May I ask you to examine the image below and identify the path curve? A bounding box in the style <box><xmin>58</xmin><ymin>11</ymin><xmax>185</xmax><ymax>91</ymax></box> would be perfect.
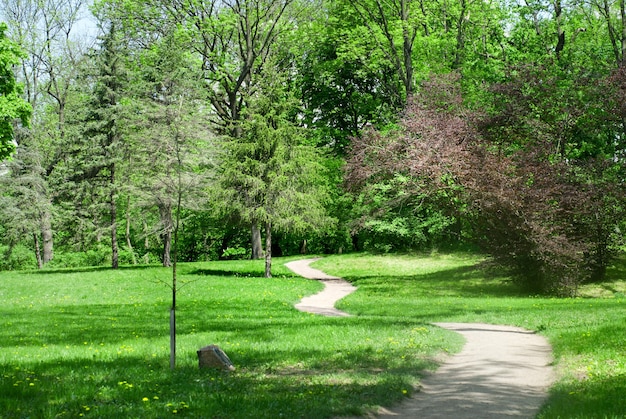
<box><xmin>285</xmin><ymin>258</ymin><xmax>356</xmax><ymax>317</ymax></box>
<box><xmin>377</xmin><ymin>322</ymin><xmax>555</xmax><ymax>418</ymax></box>
<box><xmin>286</xmin><ymin>259</ymin><xmax>555</xmax><ymax>418</ymax></box>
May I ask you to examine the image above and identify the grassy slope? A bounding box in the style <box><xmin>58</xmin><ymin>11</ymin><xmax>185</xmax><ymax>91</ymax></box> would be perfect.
<box><xmin>314</xmin><ymin>253</ymin><xmax>626</xmax><ymax>419</ymax></box>
<box><xmin>1</xmin><ymin>253</ymin><xmax>624</xmax><ymax>418</ymax></box>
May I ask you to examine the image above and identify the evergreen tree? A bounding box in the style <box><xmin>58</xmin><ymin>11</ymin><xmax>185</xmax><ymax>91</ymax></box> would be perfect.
<box><xmin>64</xmin><ymin>22</ymin><xmax>128</xmax><ymax>269</ymax></box>
<box><xmin>219</xmin><ymin>63</ymin><xmax>330</xmax><ymax>277</ymax></box>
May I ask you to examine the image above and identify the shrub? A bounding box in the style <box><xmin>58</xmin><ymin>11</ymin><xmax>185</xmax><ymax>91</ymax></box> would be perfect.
<box><xmin>0</xmin><ymin>244</ymin><xmax>36</xmax><ymax>270</ymax></box>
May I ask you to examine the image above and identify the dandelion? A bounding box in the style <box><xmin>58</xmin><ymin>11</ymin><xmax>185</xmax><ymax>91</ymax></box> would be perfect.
<box><xmin>142</xmin><ymin>397</ymin><xmax>149</xmax><ymax>402</ymax></box>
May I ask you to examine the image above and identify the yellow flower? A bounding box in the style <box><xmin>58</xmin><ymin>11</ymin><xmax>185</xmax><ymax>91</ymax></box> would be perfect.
<box><xmin>142</xmin><ymin>397</ymin><xmax>149</xmax><ymax>402</ymax></box>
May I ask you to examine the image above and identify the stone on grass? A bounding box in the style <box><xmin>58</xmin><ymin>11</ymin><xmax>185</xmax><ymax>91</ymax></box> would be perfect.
<box><xmin>197</xmin><ymin>345</ymin><xmax>235</xmax><ymax>371</ymax></box>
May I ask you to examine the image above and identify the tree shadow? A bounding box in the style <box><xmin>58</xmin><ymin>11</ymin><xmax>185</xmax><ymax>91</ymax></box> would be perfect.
<box><xmin>25</xmin><ymin>264</ymin><xmax>162</xmax><ymax>275</ymax></box>
<box><xmin>342</xmin><ymin>263</ymin><xmax>524</xmax><ymax>298</ymax></box>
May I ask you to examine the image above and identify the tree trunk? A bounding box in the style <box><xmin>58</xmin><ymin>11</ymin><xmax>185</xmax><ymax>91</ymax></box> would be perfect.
<box><xmin>110</xmin><ymin>164</ymin><xmax>119</xmax><ymax>269</ymax></box>
<box><xmin>251</xmin><ymin>221</ymin><xmax>263</xmax><ymax>259</ymax></box>
<box><xmin>41</xmin><ymin>208</ymin><xmax>53</xmax><ymax>264</ymax></box>
<box><xmin>162</xmin><ymin>230</ymin><xmax>172</xmax><ymax>267</ymax></box>
<box><xmin>264</xmin><ymin>221</ymin><xmax>272</xmax><ymax>278</ymax></box>
<box><xmin>401</xmin><ymin>0</ymin><xmax>414</xmax><ymax>96</ymax></box>
<box><xmin>125</xmin><ymin>195</ymin><xmax>137</xmax><ymax>264</ymax></box>
<box><xmin>160</xmin><ymin>202</ymin><xmax>173</xmax><ymax>267</ymax></box>
<box><xmin>554</xmin><ymin>0</ymin><xmax>565</xmax><ymax>59</ymax></box>
<box><xmin>169</xmin><ymin>307</ymin><xmax>176</xmax><ymax>369</ymax></box>
<box><xmin>453</xmin><ymin>0</ymin><xmax>468</xmax><ymax>68</ymax></box>
<box><xmin>33</xmin><ymin>233</ymin><xmax>43</xmax><ymax>269</ymax></box>
<box><xmin>621</xmin><ymin>0</ymin><xmax>626</xmax><ymax>66</ymax></box>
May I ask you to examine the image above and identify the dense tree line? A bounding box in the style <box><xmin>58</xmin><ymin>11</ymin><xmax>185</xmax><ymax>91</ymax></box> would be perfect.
<box><xmin>1</xmin><ymin>0</ymin><xmax>625</xmax><ymax>292</ymax></box>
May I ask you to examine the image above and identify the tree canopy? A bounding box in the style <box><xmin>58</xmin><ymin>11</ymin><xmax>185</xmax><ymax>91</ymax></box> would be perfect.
<box><xmin>1</xmin><ymin>0</ymin><xmax>626</xmax><ymax>293</ymax></box>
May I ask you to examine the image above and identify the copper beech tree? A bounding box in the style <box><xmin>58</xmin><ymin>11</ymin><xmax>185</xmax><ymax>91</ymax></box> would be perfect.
<box><xmin>346</xmin><ymin>73</ymin><xmax>626</xmax><ymax>294</ymax></box>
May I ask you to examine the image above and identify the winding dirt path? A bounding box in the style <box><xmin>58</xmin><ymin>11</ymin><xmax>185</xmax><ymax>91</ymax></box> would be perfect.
<box><xmin>286</xmin><ymin>258</ymin><xmax>556</xmax><ymax>418</ymax></box>
<box><xmin>285</xmin><ymin>258</ymin><xmax>357</xmax><ymax>317</ymax></box>
<box><xmin>378</xmin><ymin>323</ymin><xmax>555</xmax><ymax>418</ymax></box>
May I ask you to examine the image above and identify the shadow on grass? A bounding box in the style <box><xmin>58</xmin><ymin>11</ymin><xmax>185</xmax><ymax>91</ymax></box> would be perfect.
<box><xmin>24</xmin><ymin>265</ymin><xmax>163</xmax><ymax>275</ymax></box>
<box><xmin>0</xmin><ymin>310</ymin><xmax>446</xmax><ymax>419</ymax></box>
<box><xmin>188</xmin><ymin>267</ymin><xmax>301</xmax><ymax>279</ymax></box>
<box><xmin>343</xmin><ymin>263</ymin><xmax>524</xmax><ymax>298</ymax></box>
<box><xmin>189</xmin><ymin>268</ymin><xmax>267</xmax><ymax>278</ymax></box>
<box><xmin>0</xmin><ymin>352</ymin><xmax>423</xmax><ymax>418</ymax></box>
<box><xmin>541</xmin><ymin>375</ymin><xmax>626</xmax><ymax>419</ymax></box>
<box><xmin>0</xmin><ymin>303</ymin><xmax>168</xmax><ymax>347</ymax></box>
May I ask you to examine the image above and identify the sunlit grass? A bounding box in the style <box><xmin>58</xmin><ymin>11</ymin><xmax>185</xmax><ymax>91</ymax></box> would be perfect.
<box><xmin>2</xmin><ymin>253</ymin><xmax>624</xmax><ymax>418</ymax></box>
<box><xmin>314</xmin><ymin>253</ymin><xmax>626</xmax><ymax>418</ymax></box>
<box><xmin>0</xmin><ymin>257</ymin><xmax>460</xmax><ymax>418</ymax></box>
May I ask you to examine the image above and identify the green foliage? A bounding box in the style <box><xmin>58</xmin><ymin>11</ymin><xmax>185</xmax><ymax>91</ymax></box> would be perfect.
<box><xmin>352</xmin><ymin>174</ymin><xmax>457</xmax><ymax>252</ymax></box>
<box><xmin>295</xmin><ymin>6</ymin><xmax>402</xmax><ymax>154</ymax></box>
<box><xmin>0</xmin><ymin>243</ymin><xmax>36</xmax><ymax>270</ymax></box>
<box><xmin>0</xmin><ymin>22</ymin><xmax>31</xmax><ymax>160</ymax></box>
<box><xmin>219</xmin><ymin>61</ymin><xmax>332</xmax><ymax>235</ymax></box>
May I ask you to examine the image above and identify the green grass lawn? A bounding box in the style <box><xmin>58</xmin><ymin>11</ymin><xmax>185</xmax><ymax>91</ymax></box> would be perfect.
<box><xmin>314</xmin><ymin>253</ymin><xmax>626</xmax><ymax>419</ymax></box>
<box><xmin>1</xmin><ymin>253</ymin><xmax>624</xmax><ymax>418</ymax></box>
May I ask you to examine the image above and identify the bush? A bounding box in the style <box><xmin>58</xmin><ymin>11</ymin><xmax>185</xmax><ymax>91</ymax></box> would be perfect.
<box><xmin>0</xmin><ymin>244</ymin><xmax>37</xmax><ymax>271</ymax></box>
<box><xmin>345</xmin><ymin>73</ymin><xmax>625</xmax><ymax>295</ymax></box>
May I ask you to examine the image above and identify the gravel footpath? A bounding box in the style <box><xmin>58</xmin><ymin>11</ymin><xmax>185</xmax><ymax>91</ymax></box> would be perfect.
<box><xmin>285</xmin><ymin>258</ymin><xmax>555</xmax><ymax>418</ymax></box>
<box><xmin>285</xmin><ymin>258</ymin><xmax>356</xmax><ymax>317</ymax></box>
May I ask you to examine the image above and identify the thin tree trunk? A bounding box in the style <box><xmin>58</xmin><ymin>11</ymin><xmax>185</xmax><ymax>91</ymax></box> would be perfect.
<box><xmin>170</xmin><ymin>139</ymin><xmax>183</xmax><ymax>370</ymax></box>
<box><xmin>160</xmin><ymin>202</ymin><xmax>173</xmax><ymax>267</ymax></box>
<box><xmin>110</xmin><ymin>164</ymin><xmax>119</xmax><ymax>269</ymax></box>
<box><xmin>125</xmin><ymin>195</ymin><xmax>137</xmax><ymax>264</ymax></box>
<box><xmin>251</xmin><ymin>221</ymin><xmax>263</xmax><ymax>259</ymax></box>
<box><xmin>264</xmin><ymin>221</ymin><xmax>272</xmax><ymax>278</ymax></box>
<box><xmin>621</xmin><ymin>0</ymin><xmax>626</xmax><ymax>66</ymax></box>
<box><xmin>169</xmin><ymin>307</ymin><xmax>176</xmax><ymax>369</ymax></box>
<box><xmin>41</xmin><ymin>208</ymin><xmax>53</xmax><ymax>264</ymax></box>
<box><xmin>163</xmin><ymin>230</ymin><xmax>172</xmax><ymax>267</ymax></box>
<box><xmin>33</xmin><ymin>233</ymin><xmax>43</xmax><ymax>269</ymax></box>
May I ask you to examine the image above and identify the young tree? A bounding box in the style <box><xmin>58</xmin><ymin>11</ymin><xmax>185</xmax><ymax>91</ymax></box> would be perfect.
<box><xmin>125</xmin><ymin>28</ymin><xmax>213</xmax><ymax>367</ymax></box>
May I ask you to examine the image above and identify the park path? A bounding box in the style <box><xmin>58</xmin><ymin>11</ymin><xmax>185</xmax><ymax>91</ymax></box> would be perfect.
<box><xmin>285</xmin><ymin>258</ymin><xmax>357</xmax><ymax>317</ymax></box>
<box><xmin>285</xmin><ymin>258</ymin><xmax>555</xmax><ymax>419</ymax></box>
